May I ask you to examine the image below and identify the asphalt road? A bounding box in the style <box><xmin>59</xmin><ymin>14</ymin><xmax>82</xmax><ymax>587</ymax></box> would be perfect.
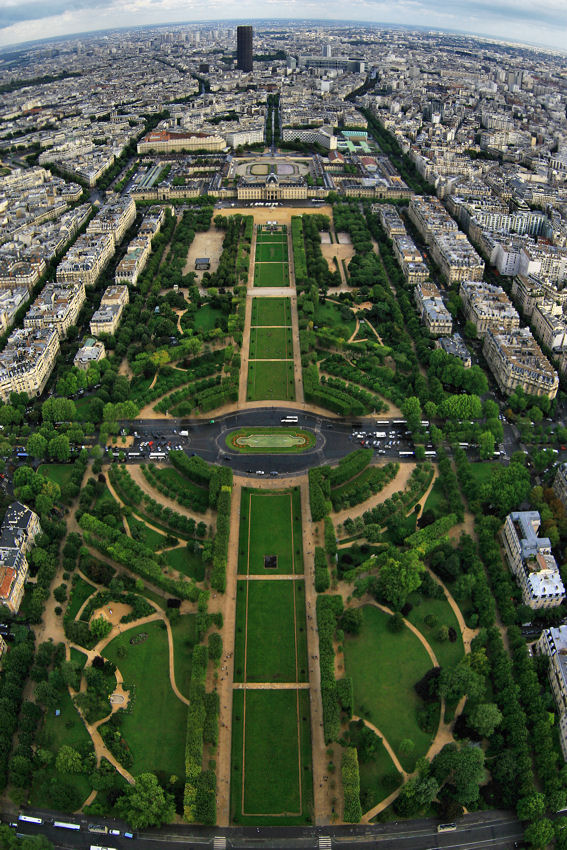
<box><xmin>124</xmin><ymin>409</ymin><xmax>418</xmax><ymax>475</ymax></box>
<box><xmin>7</xmin><ymin>809</ymin><xmax>525</xmax><ymax>850</ymax></box>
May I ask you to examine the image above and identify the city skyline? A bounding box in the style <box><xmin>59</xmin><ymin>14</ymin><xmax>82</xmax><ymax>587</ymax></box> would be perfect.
<box><xmin>1</xmin><ymin>4</ymin><xmax>567</xmax><ymax>52</ymax></box>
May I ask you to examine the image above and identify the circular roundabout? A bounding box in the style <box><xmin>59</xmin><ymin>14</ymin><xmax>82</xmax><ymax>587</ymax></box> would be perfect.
<box><xmin>225</xmin><ymin>427</ymin><xmax>317</xmax><ymax>453</ymax></box>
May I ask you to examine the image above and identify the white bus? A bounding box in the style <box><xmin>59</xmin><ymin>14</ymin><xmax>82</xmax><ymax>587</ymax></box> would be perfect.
<box><xmin>149</xmin><ymin>452</ymin><xmax>167</xmax><ymax>460</ymax></box>
<box><xmin>375</xmin><ymin>421</ymin><xmax>389</xmax><ymax>427</ymax></box>
<box><xmin>399</xmin><ymin>451</ymin><xmax>415</xmax><ymax>457</ymax></box>
<box><xmin>18</xmin><ymin>815</ymin><xmax>43</xmax><ymax>824</ymax></box>
<box><xmin>54</xmin><ymin>821</ymin><xmax>81</xmax><ymax>830</ymax></box>
<box><xmin>281</xmin><ymin>416</ymin><xmax>298</xmax><ymax>424</ymax></box>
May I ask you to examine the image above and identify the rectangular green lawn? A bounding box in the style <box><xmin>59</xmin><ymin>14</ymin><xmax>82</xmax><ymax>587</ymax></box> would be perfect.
<box><xmin>254</xmin><ymin>262</ymin><xmax>289</xmax><ymax>287</ymax></box>
<box><xmin>251</xmin><ymin>297</ymin><xmax>291</xmax><ymax>327</ymax></box>
<box><xmin>103</xmin><ymin>621</ymin><xmax>188</xmax><ymax>777</ymax></box>
<box><xmin>231</xmin><ymin>689</ymin><xmax>312</xmax><ymax>821</ymax></box>
<box><xmin>234</xmin><ymin>579</ymin><xmax>307</xmax><ymax>682</ymax></box>
<box><xmin>249</xmin><ymin>326</ymin><xmax>293</xmax><ymax>359</ymax></box>
<box><xmin>66</xmin><ymin>576</ymin><xmax>97</xmax><ymax>620</ymax></box>
<box><xmin>343</xmin><ymin>605</ymin><xmax>437</xmax><ymax>771</ymax></box>
<box><xmin>255</xmin><ymin>242</ymin><xmax>288</xmax><ymax>263</ymax></box>
<box><xmin>247</xmin><ymin>359</ymin><xmax>295</xmax><ymax>401</ymax></box>
<box><xmin>238</xmin><ymin>489</ymin><xmax>303</xmax><ymax>575</ymax></box>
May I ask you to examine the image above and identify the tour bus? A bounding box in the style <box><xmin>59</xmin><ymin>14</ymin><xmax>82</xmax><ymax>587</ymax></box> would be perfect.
<box><xmin>399</xmin><ymin>451</ymin><xmax>415</xmax><ymax>457</ymax></box>
<box><xmin>18</xmin><ymin>815</ymin><xmax>43</xmax><ymax>824</ymax></box>
<box><xmin>281</xmin><ymin>416</ymin><xmax>298</xmax><ymax>424</ymax></box>
<box><xmin>91</xmin><ymin>845</ymin><xmax>118</xmax><ymax>850</ymax></box>
<box><xmin>392</xmin><ymin>419</ymin><xmax>407</xmax><ymax>426</ymax></box>
<box><xmin>424</xmin><ymin>450</ymin><xmax>437</xmax><ymax>457</ymax></box>
<box><xmin>148</xmin><ymin>452</ymin><xmax>167</xmax><ymax>460</ymax></box>
<box><xmin>375</xmin><ymin>421</ymin><xmax>389</xmax><ymax>427</ymax></box>
<box><xmin>53</xmin><ymin>821</ymin><xmax>81</xmax><ymax>830</ymax></box>
<box><xmin>88</xmin><ymin>824</ymin><xmax>108</xmax><ymax>834</ymax></box>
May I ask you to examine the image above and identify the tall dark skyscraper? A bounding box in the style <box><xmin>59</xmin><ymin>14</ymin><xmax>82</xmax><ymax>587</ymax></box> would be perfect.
<box><xmin>236</xmin><ymin>25</ymin><xmax>253</xmax><ymax>72</ymax></box>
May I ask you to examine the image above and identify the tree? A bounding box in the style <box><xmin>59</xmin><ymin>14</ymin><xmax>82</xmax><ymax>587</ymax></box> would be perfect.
<box><xmin>439</xmin><ymin>662</ymin><xmax>485</xmax><ymax>703</ymax></box>
<box><xmin>116</xmin><ymin>772</ymin><xmax>175</xmax><ymax>829</ymax></box>
<box><xmin>26</xmin><ymin>432</ymin><xmax>47</xmax><ymax>460</ymax></box>
<box><xmin>402</xmin><ymin>396</ymin><xmax>422</xmax><ymax>432</ymax></box>
<box><xmin>90</xmin><ymin>616</ymin><xmax>112</xmax><ymax>642</ymax></box>
<box><xmin>467</xmin><ymin>702</ymin><xmax>502</xmax><ymax>737</ymax></box>
<box><xmin>48</xmin><ymin>434</ymin><xmax>70</xmax><ymax>462</ymax></box>
<box><xmin>478</xmin><ymin>430</ymin><xmax>495</xmax><ymax>460</ymax></box>
<box><xmin>55</xmin><ymin>745</ymin><xmax>83</xmax><ymax>774</ymax></box>
<box><xmin>340</xmin><ymin>608</ymin><xmax>363</xmax><ymax>634</ymax></box>
<box><xmin>523</xmin><ymin>819</ymin><xmax>555</xmax><ymax>849</ymax></box>
<box><xmin>517</xmin><ymin>792</ymin><xmax>546</xmax><ymax>822</ymax></box>
<box><xmin>374</xmin><ymin>550</ymin><xmax>424</xmax><ymax>611</ymax></box>
<box><xmin>432</xmin><ymin>743</ymin><xmax>486</xmax><ymax>805</ymax></box>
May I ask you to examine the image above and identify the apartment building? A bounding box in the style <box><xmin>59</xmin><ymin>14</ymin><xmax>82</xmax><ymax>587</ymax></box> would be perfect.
<box><xmin>87</xmin><ymin>196</ymin><xmax>136</xmax><ymax>246</ymax></box>
<box><xmin>436</xmin><ymin>333</ymin><xmax>472</xmax><ymax>368</ymax></box>
<box><xmin>501</xmin><ymin>511</ymin><xmax>565</xmax><ymax>609</ymax></box>
<box><xmin>0</xmin><ymin>327</ymin><xmax>60</xmax><ymax>401</ymax></box>
<box><xmin>532</xmin><ymin>301</ymin><xmax>567</xmax><ymax>351</ymax></box>
<box><xmin>114</xmin><ymin>237</ymin><xmax>151</xmax><ymax>286</ymax></box>
<box><xmin>459</xmin><ymin>280</ymin><xmax>519</xmax><ymax>337</ymax></box>
<box><xmin>0</xmin><ymin>501</ymin><xmax>41</xmax><ymax>554</ymax></box>
<box><xmin>0</xmin><ymin>257</ymin><xmax>45</xmax><ymax>292</ymax></box>
<box><xmin>56</xmin><ymin>232</ymin><xmax>115</xmax><ymax>287</ymax></box>
<box><xmin>90</xmin><ymin>285</ymin><xmax>129</xmax><ymax>336</ymax></box>
<box><xmin>24</xmin><ymin>280</ymin><xmax>86</xmax><ymax>339</ymax></box>
<box><xmin>0</xmin><ymin>288</ymin><xmax>30</xmax><ymax>334</ymax></box>
<box><xmin>0</xmin><ymin>548</ymin><xmax>29</xmax><ymax>614</ymax></box>
<box><xmin>553</xmin><ymin>464</ymin><xmax>567</xmax><ymax>511</ymax></box>
<box><xmin>0</xmin><ymin>501</ymin><xmax>40</xmax><ymax>615</ymax></box>
<box><xmin>137</xmin><ymin>130</ymin><xmax>225</xmax><ymax>154</ymax></box>
<box><xmin>408</xmin><ymin>195</ymin><xmax>457</xmax><ymax>245</ymax></box>
<box><xmin>519</xmin><ymin>244</ymin><xmax>567</xmax><ymax>285</ymax></box>
<box><xmin>430</xmin><ymin>231</ymin><xmax>485</xmax><ymax>284</ymax></box>
<box><xmin>482</xmin><ymin>327</ymin><xmax>558</xmax><ymax>399</ymax></box>
<box><xmin>414</xmin><ymin>281</ymin><xmax>453</xmax><ymax>336</ymax></box>
<box><xmin>74</xmin><ymin>338</ymin><xmax>106</xmax><ymax>371</ymax></box>
<box><xmin>536</xmin><ymin>626</ymin><xmax>567</xmax><ymax>759</ymax></box>
<box><xmin>378</xmin><ymin>204</ymin><xmax>406</xmax><ymax>238</ymax></box>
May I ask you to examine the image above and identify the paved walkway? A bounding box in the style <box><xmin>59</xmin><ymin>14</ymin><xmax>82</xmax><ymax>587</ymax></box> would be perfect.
<box><xmin>233</xmin><ymin>682</ymin><xmax>310</xmax><ymax>690</ymax></box>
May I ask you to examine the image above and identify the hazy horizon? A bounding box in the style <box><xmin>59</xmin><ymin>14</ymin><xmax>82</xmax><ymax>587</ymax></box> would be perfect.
<box><xmin>1</xmin><ymin>4</ymin><xmax>566</xmax><ymax>54</ymax></box>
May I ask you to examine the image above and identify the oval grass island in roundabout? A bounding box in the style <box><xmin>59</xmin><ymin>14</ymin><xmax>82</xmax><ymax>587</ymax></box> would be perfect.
<box><xmin>226</xmin><ymin>427</ymin><xmax>316</xmax><ymax>453</ymax></box>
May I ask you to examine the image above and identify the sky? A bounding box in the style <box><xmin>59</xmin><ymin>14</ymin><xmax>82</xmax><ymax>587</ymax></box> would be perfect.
<box><xmin>0</xmin><ymin>0</ymin><xmax>566</xmax><ymax>52</ymax></box>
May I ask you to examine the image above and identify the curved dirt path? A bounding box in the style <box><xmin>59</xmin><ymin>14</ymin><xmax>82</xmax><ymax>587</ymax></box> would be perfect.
<box><xmin>351</xmin><ymin>715</ymin><xmax>407</xmax><ymax>777</ymax></box>
<box><xmin>332</xmin><ymin>462</ymin><xmax>416</xmax><ymax>525</ymax></box>
<box><xmin>125</xmin><ymin>463</ymin><xmax>216</xmax><ymax>525</ymax></box>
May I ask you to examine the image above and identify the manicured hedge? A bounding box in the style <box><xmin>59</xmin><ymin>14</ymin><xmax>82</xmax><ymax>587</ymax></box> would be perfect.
<box><xmin>329</xmin><ymin>449</ymin><xmax>373</xmax><ymax>488</ymax></box>
<box><xmin>315</xmin><ymin>547</ymin><xmax>330</xmax><ymax>593</ymax></box>
<box><xmin>330</xmin><ymin>462</ymin><xmax>398</xmax><ymax>512</ymax></box>
<box><xmin>309</xmin><ymin>466</ymin><xmax>331</xmax><ymax>521</ymax></box>
<box><xmin>78</xmin><ymin>513</ymin><xmax>199</xmax><ymax>600</ymax></box>
<box><xmin>211</xmin><ymin>487</ymin><xmax>231</xmax><ymax>593</ymax></box>
<box><xmin>317</xmin><ymin>595</ymin><xmax>343</xmax><ymax>743</ymax></box>
<box><xmin>342</xmin><ymin>747</ymin><xmax>362</xmax><ymax>823</ymax></box>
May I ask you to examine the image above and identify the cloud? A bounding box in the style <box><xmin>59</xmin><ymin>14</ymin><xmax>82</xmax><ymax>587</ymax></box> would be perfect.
<box><xmin>0</xmin><ymin>0</ymin><xmax>566</xmax><ymax>50</ymax></box>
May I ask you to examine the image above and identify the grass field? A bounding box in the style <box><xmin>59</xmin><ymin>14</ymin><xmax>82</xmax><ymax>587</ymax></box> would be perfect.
<box><xmin>255</xmin><ymin>242</ymin><xmax>288</xmax><ymax>263</ymax></box>
<box><xmin>231</xmin><ymin>688</ymin><xmax>312</xmax><ymax>824</ymax></box>
<box><xmin>238</xmin><ymin>489</ymin><xmax>303</xmax><ymax>575</ymax></box>
<box><xmin>37</xmin><ymin>463</ymin><xmax>75</xmax><ymax>488</ymax></box>
<box><xmin>247</xmin><ymin>360</ymin><xmax>295</xmax><ymax>401</ymax></box>
<box><xmin>405</xmin><ymin>590</ymin><xmax>464</xmax><ymax>670</ymax></box>
<box><xmin>103</xmin><ymin>621</ymin><xmax>187</xmax><ymax>777</ymax></box>
<box><xmin>226</xmin><ymin>427</ymin><xmax>315</xmax><ymax>454</ymax></box>
<box><xmin>234</xmin><ymin>580</ymin><xmax>307</xmax><ymax>683</ymax></box>
<box><xmin>31</xmin><ymin>686</ymin><xmax>95</xmax><ymax>810</ymax></box>
<box><xmin>423</xmin><ymin>477</ymin><xmax>447</xmax><ymax>518</ymax></box>
<box><xmin>191</xmin><ymin>304</ymin><xmax>223</xmax><ymax>332</ymax></box>
<box><xmin>249</xmin><ymin>326</ymin><xmax>293</xmax><ymax>359</ymax></box>
<box><xmin>344</xmin><ymin>605</ymin><xmax>437</xmax><ymax>772</ymax></box>
<box><xmin>254</xmin><ymin>262</ymin><xmax>289</xmax><ymax>287</ymax></box>
<box><xmin>66</xmin><ymin>576</ymin><xmax>97</xmax><ymax>620</ymax></box>
<box><xmin>251</xmin><ymin>297</ymin><xmax>291</xmax><ymax>327</ymax></box>
<box><xmin>317</xmin><ymin>301</ymin><xmax>357</xmax><ymax>337</ymax></box>
<box><xmin>348</xmin><ymin>721</ymin><xmax>403</xmax><ymax>812</ymax></box>
<box><xmin>165</xmin><ymin>545</ymin><xmax>205</xmax><ymax>581</ymax></box>
<box><xmin>169</xmin><ymin>613</ymin><xmax>197</xmax><ymax>700</ymax></box>
<box><xmin>127</xmin><ymin>515</ymin><xmax>168</xmax><ymax>551</ymax></box>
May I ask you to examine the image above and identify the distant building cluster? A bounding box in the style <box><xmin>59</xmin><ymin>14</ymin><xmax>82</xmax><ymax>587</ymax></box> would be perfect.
<box><xmin>501</xmin><ymin>511</ymin><xmax>565</xmax><ymax>610</ymax></box>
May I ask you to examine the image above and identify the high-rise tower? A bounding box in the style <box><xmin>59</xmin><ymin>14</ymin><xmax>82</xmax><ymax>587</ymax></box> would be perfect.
<box><xmin>236</xmin><ymin>25</ymin><xmax>253</xmax><ymax>72</ymax></box>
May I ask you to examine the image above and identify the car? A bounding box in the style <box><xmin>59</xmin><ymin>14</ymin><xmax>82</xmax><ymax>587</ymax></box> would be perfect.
<box><xmin>109</xmin><ymin>829</ymin><xmax>120</xmax><ymax>836</ymax></box>
<box><xmin>255</xmin><ymin>470</ymin><xmax>265</xmax><ymax>475</ymax></box>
